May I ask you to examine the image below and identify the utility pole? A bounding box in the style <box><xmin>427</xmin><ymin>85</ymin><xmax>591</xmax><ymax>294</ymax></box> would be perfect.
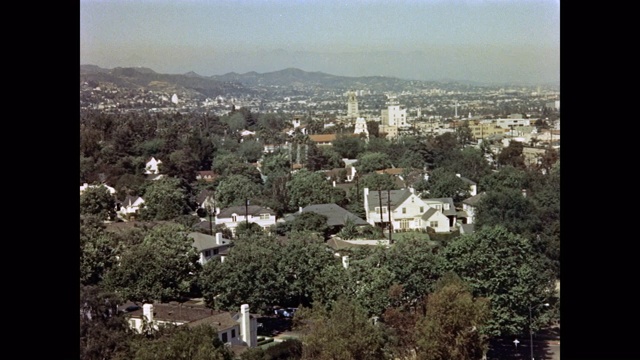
<box><xmin>245</xmin><ymin>198</ymin><xmax>249</xmax><ymax>226</ymax></box>
<box><xmin>387</xmin><ymin>188</ymin><xmax>392</xmax><ymax>244</ymax></box>
<box><xmin>378</xmin><ymin>188</ymin><xmax>383</xmax><ymax>230</ymax></box>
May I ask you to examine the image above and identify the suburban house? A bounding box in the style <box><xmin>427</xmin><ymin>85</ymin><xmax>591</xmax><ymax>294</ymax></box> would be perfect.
<box><xmin>121</xmin><ymin>302</ymin><xmax>257</xmax><ymax>350</ymax></box>
<box><xmin>196</xmin><ymin>189</ymin><xmax>216</xmax><ymax>213</ymax></box>
<box><xmin>196</xmin><ymin>171</ymin><xmax>218</xmax><ymax>182</ymax></box>
<box><xmin>285</xmin><ymin>203</ymin><xmax>369</xmax><ymax>233</ymax></box>
<box><xmin>118</xmin><ymin>195</ymin><xmax>145</xmax><ymax>219</ymax></box>
<box><xmin>323</xmin><ymin>166</ymin><xmax>357</xmax><ymax>183</ymax></box>
<box><xmin>145</xmin><ymin>157</ymin><xmax>162</xmax><ymax>175</ymax></box>
<box><xmin>422</xmin><ymin>197</ymin><xmax>458</xmax><ymax>227</ymax></box>
<box><xmin>461</xmin><ymin>192</ymin><xmax>487</xmax><ymax>225</ymax></box>
<box><xmin>456</xmin><ymin>174</ymin><xmax>477</xmax><ymax>196</ymax></box>
<box><xmin>188</xmin><ymin>232</ymin><xmax>232</xmax><ymax>265</ymax></box>
<box><xmin>363</xmin><ymin>187</ymin><xmax>452</xmax><ymax>233</ymax></box>
<box><xmin>215</xmin><ymin>205</ymin><xmax>277</xmax><ymax>237</ymax></box>
<box><xmin>308</xmin><ymin>134</ymin><xmax>337</xmax><ymax>146</ymax></box>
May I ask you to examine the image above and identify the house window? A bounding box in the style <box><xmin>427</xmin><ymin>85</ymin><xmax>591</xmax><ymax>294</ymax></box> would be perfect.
<box><xmin>444</xmin><ymin>204</ymin><xmax>449</xmax><ymax>210</ymax></box>
<box><xmin>260</xmin><ymin>213</ymin><xmax>270</xmax><ymax>220</ymax></box>
<box><xmin>435</xmin><ymin>205</ymin><xmax>441</xmax><ymax>210</ymax></box>
<box><xmin>375</xmin><ymin>207</ymin><xmax>387</xmax><ymax>214</ymax></box>
<box><xmin>231</xmin><ymin>329</ymin><xmax>236</xmax><ymax>338</ymax></box>
<box><xmin>400</xmin><ymin>219</ymin><xmax>410</xmax><ymax>229</ymax></box>
<box><xmin>402</xmin><ymin>207</ymin><xmax>406</xmax><ymax>214</ymax></box>
<box><xmin>213</xmin><ymin>248</ymin><xmax>219</xmax><ymax>255</ymax></box>
<box><xmin>222</xmin><ymin>332</ymin><xmax>228</xmax><ymax>343</ymax></box>
<box><xmin>204</xmin><ymin>250</ymin><xmax>211</xmax><ymax>257</ymax></box>
<box><xmin>430</xmin><ymin>221</ymin><xmax>438</xmax><ymax>228</ymax></box>
<box><xmin>419</xmin><ymin>206</ymin><xmax>424</xmax><ymax>213</ymax></box>
<box><xmin>232</xmin><ymin>215</ymin><xmax>237</xmax><ymax>222</ymax></box>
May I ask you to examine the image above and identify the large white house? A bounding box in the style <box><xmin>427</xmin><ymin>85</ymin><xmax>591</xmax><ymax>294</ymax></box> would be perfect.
<box><xmin>121</xmin><ymin>303</ymin><xmax>257</xmax><ymax>349</ymax></box>
<box><xmin>363</xmin><ymin>188</ymin><xmax>452</xmax><ymax>233</ymax></box>
<box><xmin>188</xmin><ymin>232</ymin><xmax>232</xmax><ymax>265</ymax></box>
<box><xmin>215</xmin><ymin>205</ymin><xmax>277</xmax><ymax>237</ymax></box>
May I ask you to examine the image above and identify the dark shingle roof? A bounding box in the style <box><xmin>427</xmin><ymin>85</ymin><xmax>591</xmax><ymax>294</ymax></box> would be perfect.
<box><xmin>462</xmin><ymin>192</ymin><xmax>487</xmax><ymax>206</ymax></box>
<box><xmin>366</xmin><ymin>189</ymin><xmax>412</xmax><ymax>212</ymax></box>
<box><xmin>298</xmin><ymin>204</ymin><xmax>368</xmax><ymax>227</ymax></box>
<box><xmin>424</xmin><ymin>198</ymin><xmax>457</xmax><ymax>216</ymax></box>
<box><xmin>421</xmin><ymin>207</ymin><xmax>437</xmax><ymax>220</ymax></box>
<box><xmin>196</xmin><ymin>189</ymin><xmax>214</xmax><ymax>204</ymax></box>
<box><xmin>188</xmin><ymin>232</ymin><xmax>231</xmax><ymax>252</ymax></box>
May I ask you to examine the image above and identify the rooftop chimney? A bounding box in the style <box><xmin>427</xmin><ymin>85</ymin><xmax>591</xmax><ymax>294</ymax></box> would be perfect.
<box><xmin>299</xmin><ymin>206</ymin><xmax>303</xmax><ymax>214</ymax></box>
<box><xmin>522</xmin><ymin>189</ymin><xmax>527</xmax><ymax>198</ymax></box>
<box><xmin>342</xmin><ymin>255</ymin><xmax>350</xmax><ymax>269</ymax></box>
<box><xmin>143</xmin><ymin>304</ymin><xmax>154</xmax><ymax>324</ymax></box>
<box><xmin>215</xmin><ymin>232</ymin><xmax>223</xmax><ymax>245</ymax></box>
<box><xmin>240</xmin><ymin>304</ymin><xmax>255</xmax><ymax>347</ymax></box>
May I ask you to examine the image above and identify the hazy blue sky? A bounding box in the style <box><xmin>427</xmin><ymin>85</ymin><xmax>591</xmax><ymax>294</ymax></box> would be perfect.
<box><xmin>80</xmin><ymin>0</ymin><xmax>559</xmax><ymax>84</ymax></box>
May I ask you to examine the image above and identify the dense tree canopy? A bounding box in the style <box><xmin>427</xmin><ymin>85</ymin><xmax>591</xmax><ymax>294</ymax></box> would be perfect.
<box><xmin>139</xmin><ymin>177</ymin><xmax>191</xmax><ymax>221</ymax></box>
<box><xmin>415</xmin><ymin>273</ymin><xmax>491</xmax><ymax>360</ymax></box>
<box><xmin>286</xmin><ymin>169</ymin><xmax>336</xmax><ymax>209</ymax></box>
<box><xmin>438</xmin><ymin>226</ymin><xmax>555</xmax><ymax>336</ymax></box>
<box><xmin>80</xmin><ymin>185</ymin><xmax>117</xmax><ymax>221</ymax></box>
<box><xmin>294</xmin><ymin>296</ymin><xmax>389</xmax><ymax>360</ymax></box>
<box><xmin>103</xmin><ymin>223</ymin><xmax>200</xmax><ymax>303</ymax></box>
<box><xmin>215</xmin><ymin>174</ymin><xmax>262</xmax><ymax>209</ymax></box>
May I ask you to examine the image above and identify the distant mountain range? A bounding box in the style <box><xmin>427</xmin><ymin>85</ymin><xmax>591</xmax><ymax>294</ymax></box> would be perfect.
<box><xmin>80</xmin><ymin>65</ymin><xmax>548</xmax><ymax>98</ymax></box>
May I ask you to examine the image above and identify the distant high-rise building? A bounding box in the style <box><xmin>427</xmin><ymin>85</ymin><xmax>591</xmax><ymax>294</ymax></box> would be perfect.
<box><xmin>381</xmin><ymin>96</ymin><xmax>407</xmax><ymax>127</ymax></box>
<box><xmin>347</xmin><ymin>91</ymin><xmax>359</xmax><ymax>118</ymax></box>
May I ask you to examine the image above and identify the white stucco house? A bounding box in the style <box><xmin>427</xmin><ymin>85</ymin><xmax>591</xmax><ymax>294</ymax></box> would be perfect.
<box><xmin>363</xmin><ymin>187</ymin><xmax>453</xmax><ymax>233</ymax></box>
<box><xmin>215</xmin><ymin>205</ymin><xmax>277</xmax><ymax>237</ymax></box>
<box><xmin>118</xmin><ymin>196</ymin><xmax>145</xmax><ymax>219</ymax></box>
<box><xmin>145</xmin><ymin>157</ymin><xmax>162</xmax><ymax>175</ymax></box>
<box><xmin>461</xmin><ymin>192</ymin><xmax>487</xmax><ymax>225</ymax></box>
<box><xmin>121</xmin><ymin>303</ymin><xmax>258</xmax><ymax>349</ymax></box>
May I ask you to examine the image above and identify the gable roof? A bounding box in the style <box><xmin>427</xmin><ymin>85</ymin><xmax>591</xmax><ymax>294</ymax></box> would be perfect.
<box><xmin>423</xmin><ymin>197</ymin><xmax>457</xmax><ymax>216</ymax></box>
<box><xmin>121</xmin><ymin>302</ymin><xmax>243</xmax><ymax>332</ymax></box>
<box><xmin>217</xmin><ymin>205</ymin><xmax>276</xmax><ymax>218</ymax></box>
<box><xmin>188</xmin><ymin>232</ymin><xmax>231</xmax><ymax>252</ymax></box>
<box><xmin>462</xmin><ymin>192</ymin><xmax>487</xmax><ymax>206</ymax></box>
<box><xmin>366</xmin><ymin>189</ymin><xmax>412</xmax><ymax>212</ymax></box>
<box><xmin>196</xmin><ymin>189</ymin><xmax>215</xmax><ymax>204</ymax></box>
<box><xmin>298</xmin><ymin>203</ymin><xmax>369</xmax><ymax>227</ymax></box>
<box><xmin>421</xmin><ymin>207</ymin><xmax>438</xmax><ymax>220</ymax></box>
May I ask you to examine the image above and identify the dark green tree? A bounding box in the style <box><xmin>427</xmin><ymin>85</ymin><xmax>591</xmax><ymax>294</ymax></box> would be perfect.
<box><xmin>139</xmin><ymin>177</ymin><xmax>191</xmax><ymax>220</ymax></box>
<box><xmin>80</xmin><ymin>285</ymin><xmax>133</xmax><ymax>360</ymax></box>
<box><xmin>331</xmin><ymin>134</ymin><xmax>366</xmax><ymax>159</ymax></box>
<box><xmin>355</xmin><ymin>152</ymin><xmax>393</xmax><ymax>174</ymax></box>
<box><xmin>414</xmin><ymin>273</ymin><xmax>491</xmax><ymax>360</ymax></box>
<box><xmin>128</xmin><ymin>324</ymin><xmax>234</xmax><ymax>360</ymax></box>
<box><xmin>287</xmin><ymin>169</ymin><xmax>335</xmax><ymax>209</ymax></box>
<box><xmin>80</xmin><ymin>185</ymin><xmax>117</xmax><ymax>221</ymax></box>
<box><xmin>438</xmin><ymin>226</ymin><xmax>556</xmax><ymax>336</ymax></box>
<box><xmin>215</xmin><ymin>174</ymin><xmax>262</xmax><ymax>209</ymax></box>
<box><xmin>103</xmin><ymin>223</ymin><xmax>201</xmax><ymax>302</ymax></box>
<box><xmin>294</xmin><ymin>296</ymin><xmax>389</xmax><ymax>360</ymax></box>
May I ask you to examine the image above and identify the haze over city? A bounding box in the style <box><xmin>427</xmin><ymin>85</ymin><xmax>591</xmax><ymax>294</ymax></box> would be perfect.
<box><xmin>80</xmin><ymin>0</ymin><xmax>559</xmax><ymax>85</ymax></box>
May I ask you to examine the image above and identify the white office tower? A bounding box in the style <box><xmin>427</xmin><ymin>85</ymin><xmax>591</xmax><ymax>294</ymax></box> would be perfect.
<box><xmin>381</xmin><ymin>96</ymin><xmax>407</xmax><ymax>126</ymax></box>
<box><xmin>347</xmin><ymin>91</ymin><xmax>359</xmax><ymax>118</ymax></box>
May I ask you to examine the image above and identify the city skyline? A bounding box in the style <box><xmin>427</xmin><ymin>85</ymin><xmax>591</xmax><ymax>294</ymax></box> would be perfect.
<box><xmin>80</xmin><ymin>0</ymin><xmax>560</xmax><ymax>85</ymax></box>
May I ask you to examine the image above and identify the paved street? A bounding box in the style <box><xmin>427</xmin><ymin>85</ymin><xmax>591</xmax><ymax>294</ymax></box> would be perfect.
<box><xmin>487</xmin><ymin>338</ymin><xmax>559</xmax><ymax>360</ymax></box>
